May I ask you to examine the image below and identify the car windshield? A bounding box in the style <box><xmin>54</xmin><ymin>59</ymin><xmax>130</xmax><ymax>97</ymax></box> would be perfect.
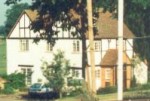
<box><xmin>31</xmin><ymin>83</ymin><xmax>42</xmax><ymax>88</ymax></box>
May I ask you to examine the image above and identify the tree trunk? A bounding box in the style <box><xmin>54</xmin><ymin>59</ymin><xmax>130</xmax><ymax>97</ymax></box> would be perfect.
<box><xmin>82</xmin><ymin>36</ymin><xmax>88</xmax><ymax>79</ymax></box>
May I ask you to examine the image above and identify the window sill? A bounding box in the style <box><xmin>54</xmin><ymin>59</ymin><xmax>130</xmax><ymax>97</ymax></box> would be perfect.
<box><xmin>45</xmin><ymin>51</ymin><xmax>53</xmax><ymax>53</ymax></box>
<box><xmin>19</xmin><ymin>51</ymin><xmax>29</xmax><ymax>52</ymax></box>
<box><xmin>72</xmin><ymin>52</ymin><xmax>81</xmax><ymax>54</ymax></box>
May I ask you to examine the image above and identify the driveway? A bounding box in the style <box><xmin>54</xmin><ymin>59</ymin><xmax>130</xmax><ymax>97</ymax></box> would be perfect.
<box><xmin>0</xmin><ymin>92</ymin><xmax>55</xmax><ymax>101</ymax></box>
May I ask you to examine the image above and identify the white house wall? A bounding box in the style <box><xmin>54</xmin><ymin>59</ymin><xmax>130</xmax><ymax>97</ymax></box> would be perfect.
<box><xmin>125</xmin><ymin>39</ymin><xmax>133</xmax><ymax>59</ymax></box>
<box><xmin>7</xmin><ymin>38</ymin><xmax>84</xmax><ymax>83</ymax></box>
<box><xmin>7</xmin><ymin>38</ymin><xmax>133</xmax><ymax>88</ymax></box>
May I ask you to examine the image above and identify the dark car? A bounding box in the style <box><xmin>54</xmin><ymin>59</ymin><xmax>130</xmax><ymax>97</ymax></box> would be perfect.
<box><xmin>28</xmin><ymin>83</ymin><xmax>58</xmax><ymax>99</ymax></box>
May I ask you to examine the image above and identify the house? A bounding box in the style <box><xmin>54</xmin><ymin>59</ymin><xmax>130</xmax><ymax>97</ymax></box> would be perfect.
<box><xmin>7</xmin><ymin>9</ymin><xmax>135</xmax><ymax>90</ymax></box>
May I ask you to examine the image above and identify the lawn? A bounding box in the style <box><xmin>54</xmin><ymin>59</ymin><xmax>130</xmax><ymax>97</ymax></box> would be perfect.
<box><xmin>97</xmin><ymin>93</ymin><xmax>117</xmax><ymax>100</ymax></box>
<box><xmin>0</xmin><ymin>39</ymin><xmax>6</xmax><ymax>75</ymax></box>
<box><xmin>58</xmin><ymin>96</ymin><xmax>81</xmax><ymax>101</ymax></box>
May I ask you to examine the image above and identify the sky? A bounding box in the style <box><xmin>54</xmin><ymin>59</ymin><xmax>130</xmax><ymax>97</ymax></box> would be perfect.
<box><xmin>0</xmin><ymin>0</ymin><xmax>32</xmax><ymax>26</ymax></box>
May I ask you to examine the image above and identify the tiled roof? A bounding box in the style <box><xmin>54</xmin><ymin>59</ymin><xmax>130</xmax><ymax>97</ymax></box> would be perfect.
<box><xmin>100</xmin><ymin>49</ymin><xmax>132</xmax><ymax>66</ymax></box>
<box><xmin>24</xmin><ymin>10</ymin><xmax>38</xmax><ymax>21</ymax></box>
<box><xmin>100</xmin><ymin>49</ymin><xmax>118</xmax><ymax>66</ymax></box>
<box><xmin>95</xmin><ymin>11</ymin><xmax>134</xmax><ymax>39</ymax></box>
<box><xmin>24</xmin><ymin>9</ymin><xmax>134</xmax><ymax>39</ymax></box>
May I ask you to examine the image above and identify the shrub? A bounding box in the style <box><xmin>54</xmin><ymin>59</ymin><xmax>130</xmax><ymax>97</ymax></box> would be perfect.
<box><xmin>0</xmin><ymin>85</ymin><xmax>14</xmax><ymax>94</ymax></box>
<box><xmin>69</xmin><ymin>88</ymin><xmax>82</xmax><ymax>96</ymax></box>
<box><xmin>0</xmin><ymin>73</ymin><xmax>26</xmax><ymax>94</ymax></box>
<box><xmin>97</xmin><ymin>86</ymin><xmax>117</xmax><ymax>94</ymax></box>
<box><xmin>5</xmin><ymin>73</ymin><xmax>26</xmax><ymax>89</ymax></box>
<box><xmin>67</xmin><ymin>79</ymin><xmax>83</xmax><ymax>87</ymax></box>
<box><xmin>138</xmin><ymin>83</ymin><xmax>150</xmax><ymax>90</ymax></box>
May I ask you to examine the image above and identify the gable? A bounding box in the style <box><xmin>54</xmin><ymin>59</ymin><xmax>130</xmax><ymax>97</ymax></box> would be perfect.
<box><xmin>100</xmin><ymin>49</ymin><xmax>131</xmax><ymax>66</ymax></box>
<box><xmin>7</xmin><ymin>10</ymin><xmax>39</xmax><ymax>39</ymax></box>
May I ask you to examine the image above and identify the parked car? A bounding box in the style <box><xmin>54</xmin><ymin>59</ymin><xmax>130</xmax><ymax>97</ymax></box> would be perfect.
<box><xmin>28</xmin><ymin>83</ymin><xmax>58</xmax><ymax>99</ymax></box>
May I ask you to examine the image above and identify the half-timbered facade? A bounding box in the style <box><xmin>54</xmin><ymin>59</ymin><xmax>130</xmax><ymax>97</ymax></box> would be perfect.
<box><xmin>7</xmin><ymin>10</ymin><xmax>134</xmax><ymax>89</ymax></box>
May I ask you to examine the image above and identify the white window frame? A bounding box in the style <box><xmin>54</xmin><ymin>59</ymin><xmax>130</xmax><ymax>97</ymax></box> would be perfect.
<box><xmin>95</xmin><ymin>41</ymin><xmax>100</xmax><ymax>51</ymax></box>
<box><xmin>73</xmin><ymin>40</ymin><xmax>80</xmax><ymax>53</ymax></box>
<box><xmin>21</xmin><ymin>68</ymin><xmax>32</xmax><ymax>85</ymax></box>
<box><xmin>20</xmin><ymin>39</ymin><xmax>29</xmax><ymax>51</ymax></box>
<box><xmin>95</xmin><ymin>70</ymin><xmax>100</xmax><ymax>78</ymax></box>
<box><xmin>72</xmin><ymin>69</ymin><xmax>79</xmax><ymax>78</ymax></box>
<box><xmin>46</xmin><ymin>43</ymin><xmax>53</xmax><ymax>52</ymax></box>
<box><xmin>105</xmin><ymin>68</ymin><xmax>111</xmax><ymax>80</ymax></box>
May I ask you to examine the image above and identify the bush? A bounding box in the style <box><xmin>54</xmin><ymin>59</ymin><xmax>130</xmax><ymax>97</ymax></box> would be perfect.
<box><xmin>65</xmin><ymin>79</ymin><xmax>83</xmax><ymax>97</ymax></box>
<box><xmin>127</xmin><ymin>82</ymin><xmax>150</xmax><ymax>91</ymax></box>
<box><xmin>68</xmin><ymin>88</ymin><xmax>82</xmax><ymax>96</ymax></box>
<box><xmin>67</xmin><ymin>79</ymin><xmax>83</xmax><ymax>87</ymax></box>
<box><xmin>6</xmin><ymin>73</ymin><xmax>25</xmax><ymax>89</ymax></box>
<box><xmin>97</xmin><ymin>86</ymin><xmax>117</xmax><ymax>94</ymax></box>
<box><xmin>0</xmin><ymin>73</ymin><xmax>26</xmax><ymax>94</ymax></box>
<box><xmin>131</xmin><ymin>75</ymin><xmax>137</xmax><ymax>87</ymax></box>
<box><xmin>0</xmin><ymin>85</ymin><xmax>14</xmax><ymax>94</ymax></box>
<box><xmin>139</xmin><ymin>83</ymin><xmax>150</xmax><ymax>90</ymax></box>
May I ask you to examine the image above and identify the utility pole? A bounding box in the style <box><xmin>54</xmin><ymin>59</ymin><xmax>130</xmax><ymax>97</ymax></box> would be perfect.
<box><xmin>87</xmin><ymin>0</ymin><xmax>96</xmax><ymax>93</ymax></box>
<box><xmin>118</xmin><ymin>0</ymin><xmax>124</xmax><ymax>100</ymax></box>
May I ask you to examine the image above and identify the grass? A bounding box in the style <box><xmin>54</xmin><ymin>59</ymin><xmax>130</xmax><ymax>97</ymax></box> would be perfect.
<box><xmin>56</xmin><ymin>93</ymin><xmax>117</xmax><ymax>101</ymax></box>
<box><xmin>58</xmin><ymin>96</ymin><xmax>81</xmax><ymax>101</ymax></box>
<box><xmin>0</xmin><ymin>39</ymin><xmax>6</xmax><ymax>75</ymax></box>
<box><xmin>97</xmin><ymin>93</ymin><xmax>117</xmax><ymax>101</ymax></box>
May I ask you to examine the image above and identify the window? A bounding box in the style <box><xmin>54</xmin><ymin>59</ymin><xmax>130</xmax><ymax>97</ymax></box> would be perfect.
<box><xmin>105</xmin><ymin>82</ymin><xmax>110</xmax><ymax>87</ymax></box>
<box><xmin>95</xmin><ymin>70</ymin><xmax>100</xmax><ymax>78</ymax></box>
<box><xmin>95</xmin><ymin>42</ymin><xmax>100</xmax><ymax>51</ymax></box>
<box><xmin>73</xmin><ymin>40</ymin><xmax>80</xmax><ymax>52</ymax></box>
<box><xmin>72</xmin><ymin>70</ymin><xmax>79</xmax><ymax>77</ymax></box>
<box><xmin>46</xmin><ymin>43</ymin><xmax>53</xmax><ymax>52</ymax></box>
<box><xmin>105</xmin><ymin>68</ymin><xmax>111</xmax><ymax>80</ymax></box>
<box><xmin>21</xmin><ymin>68</ymin><xmax>32</xmax><ymax>85</ymax></box>
<box><xmin>20</xmin><ymin>39</ymin><xmax>29</xmax><ymax>51</ymax></box>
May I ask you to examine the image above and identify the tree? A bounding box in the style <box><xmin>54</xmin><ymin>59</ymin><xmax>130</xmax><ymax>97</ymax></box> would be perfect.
<box><xmin>0</xmin><ymin>26</ymin><xmax>6</xmax><ymax>36</ymax></box>
<box><xmin>41</xmin><ymin>50</ymin><xmax>70</xmax><ymax>98</ymax></box>
<box><xmin>5</xmin><ymin>3</ymin><xmax>29</xmax><ymax>34</ymax></box>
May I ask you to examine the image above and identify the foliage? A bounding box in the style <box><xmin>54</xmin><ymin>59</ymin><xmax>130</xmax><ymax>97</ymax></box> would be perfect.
<box><xmin>68</xmin><ymin>88</ymin><xmax>82</xmax><ymax>97</ymax></box>
<box><xmin>0</xmin><ymin>73</ymin><xmax>25</xmax><ymax>94</ymax></box>
<box><xmin>0</xmin><ymin>39</ymin><xmax>6</xmax><ymax>75</ymax></box>
<box><xmin>148</xmin><ymin>71</ymin><xmax>150</xmax><ymax>82</ymax></box>
<box><xmin>0</xmin><ymin>85</ymin><xmax>14</xmax><ymax>94</ymax></box>
<box><xmin>131</xmin><ymin>75</ymin><xmax>137</xmax><ymax>88</ymax></box>
<box><xmin>41</xmin><ymin>50</ymin><xmax>70</xmax><ymax>97</ymax></box>
<box><xmin>131</xmin><ymin>54</ymin><xmax>142</xmax><ymax>68</ymax></box>
<box><xmin>66</xmin><ymin>79</ymin><xmax>83</xmax><ymax>97</ymax></box>
<box><xmin>30</xmin><ymin>0</ymin><xmax>98</xmax><ymax>44</ymax></box>
<box><xmin>0</xmin><ymin>26</ymin><xmax>6</xmax><ymax>36</ymax></box>
<box><xmin>97</xmin><ymin>86</ymin><xmax>117</xmax><ymax>94</ymax></box>
<box><xmin>1</xmin><ymin>73</ymin><xmax>26</xmax><ymax>90</ymax></box>
<box><xmin>124</xmin><ymin>83</ymin><xmax>150</xmax><ymax>100</ymax></box>
<box><xmin>67</xmin><ymin>78</ymin><xmax>83</xmax><ymax>86</ymax></box>
<box><xmin>80</xmin><ymin>81</ymin><xmax>99</xmax><ymax>101</ymax></box>
<box><xmin>5</xmin><ymin>3</ymin><xmax>29</xmax><ymax>34</ymax></box>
